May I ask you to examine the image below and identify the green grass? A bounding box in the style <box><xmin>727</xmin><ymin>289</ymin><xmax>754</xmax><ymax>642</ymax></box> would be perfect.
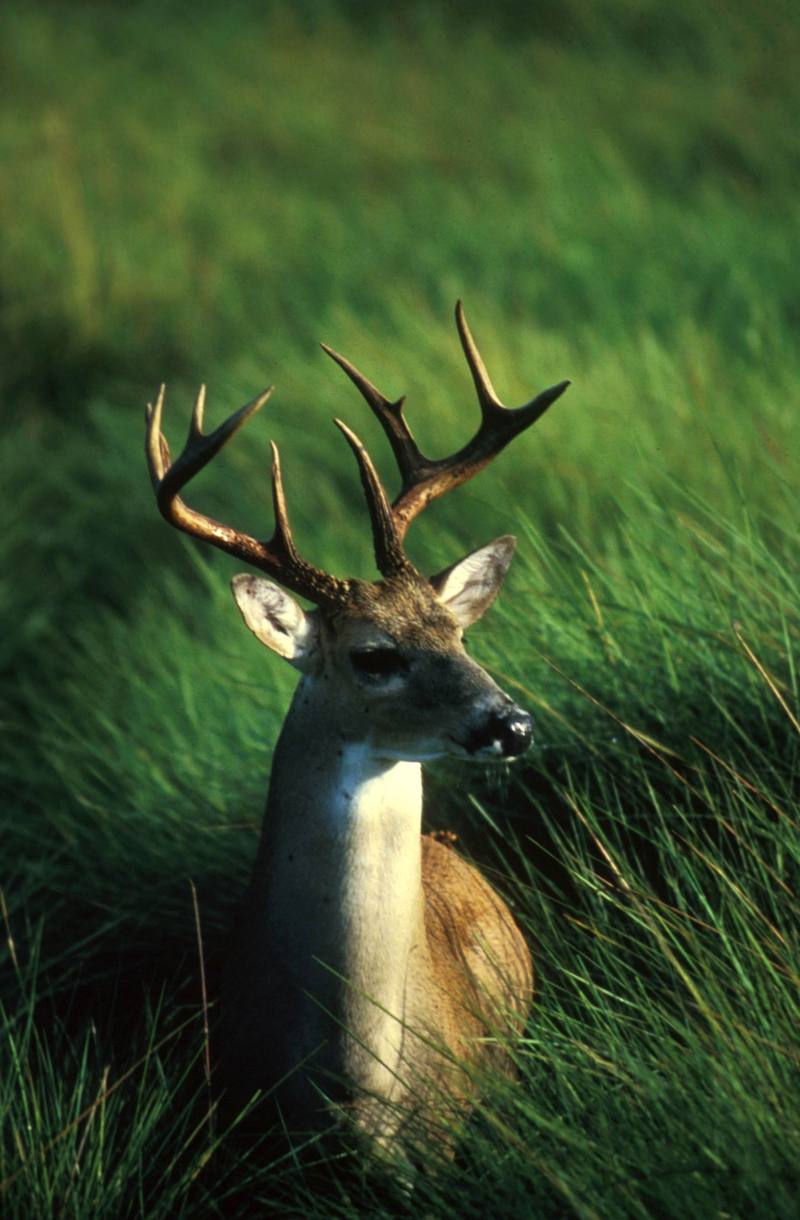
<box><xmin>1</xmin><ymin>1</ymin><xmax>798</xmax><ymax>1215</ymax></box>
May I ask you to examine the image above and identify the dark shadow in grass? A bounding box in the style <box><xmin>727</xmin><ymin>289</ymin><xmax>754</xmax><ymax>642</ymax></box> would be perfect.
<box><xmin>0</xmin><ymin>305</ymin><xmax>194</xmax><ymax>425</ymax></box>
<box><xmin>7</xmin><ymin>882</ymin><xmax>441</xmax><ymax>1215</ymax></box>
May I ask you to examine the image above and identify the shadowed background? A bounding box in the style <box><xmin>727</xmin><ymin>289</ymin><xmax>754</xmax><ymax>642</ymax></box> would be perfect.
<box><xmin>1</xmin><ymin>2</ymin><xmax>798</xmax><ymax>1216</ymax></box>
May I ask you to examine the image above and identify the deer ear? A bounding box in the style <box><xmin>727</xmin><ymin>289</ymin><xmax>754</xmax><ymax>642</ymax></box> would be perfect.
<box><xmin>429</xmin><ymin>536</ymin><xmax>516</xmax><ymax>628</ymax></box>
<box><xmin>231</xmin><ymin>575</ymin><xmax>320</xmax><ymax>671</ymax></box>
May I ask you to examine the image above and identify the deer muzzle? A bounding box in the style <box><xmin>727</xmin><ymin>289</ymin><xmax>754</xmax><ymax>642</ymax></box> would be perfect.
<box><xmin>463</xmin><ymin>703</ymin><xmax>533</xmax><ymax>759</ymax></box>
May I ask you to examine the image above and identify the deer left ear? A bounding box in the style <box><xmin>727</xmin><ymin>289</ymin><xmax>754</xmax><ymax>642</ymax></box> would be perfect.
<box><xmin>231</xmin><ymin>574</ymin><xmax>320</xmax><ymax>671</ymax></box>
<box><xmin>430</xmin><ymin>535</ymin><xmax>516</xmax><ymax>628</ymax></box>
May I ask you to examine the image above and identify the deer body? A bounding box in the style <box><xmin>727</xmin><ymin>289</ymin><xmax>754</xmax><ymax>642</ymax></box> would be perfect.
<box><xmin>219</xmin><ymin>599</ymin><xmax>534</xmax><ymax>1145</ymax></box>
<box><xmin>145</xmin><ymin>303</ymin><xmax>569</xmax><ymax>1154</ymax></box>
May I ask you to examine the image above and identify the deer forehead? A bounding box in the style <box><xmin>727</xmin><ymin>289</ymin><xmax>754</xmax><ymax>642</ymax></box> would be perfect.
<box><xmin>324</xmin><ymin>577</ymin><xmax>462</xmax><ymax>652</ymax></box>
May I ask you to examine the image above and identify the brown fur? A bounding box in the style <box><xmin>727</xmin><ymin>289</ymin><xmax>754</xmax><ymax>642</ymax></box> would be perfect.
<box><xmin>421</xmin><ymin>833</ymin><xmax>534</xmax><ymax>1052</ymax></box>
<box><xmin>326</xmin><ymin>572</ymin><xmax>462</xmax><ymax>648</ymax></box>
<box><xmin>305</xmin><ymin>834</ymin><xmax>534</xmax><ymax>1152</ymax></box>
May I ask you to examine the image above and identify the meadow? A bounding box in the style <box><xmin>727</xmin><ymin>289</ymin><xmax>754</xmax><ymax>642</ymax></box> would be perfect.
<box><xmin>1</xmin><ymin>1</ymin><xmax>798</xmax><ymax>1215</ymax></box>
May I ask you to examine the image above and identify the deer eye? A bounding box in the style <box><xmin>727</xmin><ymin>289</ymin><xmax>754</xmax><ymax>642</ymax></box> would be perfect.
<box><xmin>349</xmin><ymin>647</ymin><xmax>407</xmax><ymax>678</ymax></box>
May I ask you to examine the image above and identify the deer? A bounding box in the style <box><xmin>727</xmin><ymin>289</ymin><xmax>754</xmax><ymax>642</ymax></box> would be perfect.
<box><xmin>145</xmin><ymin>303</ymin><xmax>570</xmax><ymax>1159</ymax></box>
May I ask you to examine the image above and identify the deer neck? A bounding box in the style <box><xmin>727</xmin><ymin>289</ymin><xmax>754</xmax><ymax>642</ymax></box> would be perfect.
<box><xmin>247</xmin><ymin>675</ymin><xmax>427</xmax><ymax>1049</ymax></box>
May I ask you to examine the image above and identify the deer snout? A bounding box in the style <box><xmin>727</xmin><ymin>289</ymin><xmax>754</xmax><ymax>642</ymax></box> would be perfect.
<box><xmin>464</xmin><ymin>703</ymin><xmax>533</xmax><ymax>759</ymax></box>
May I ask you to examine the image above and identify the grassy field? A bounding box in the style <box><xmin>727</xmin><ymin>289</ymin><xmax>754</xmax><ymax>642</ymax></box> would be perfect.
<box><xmin>1</xmin><ymin>1</ymin><xmax>798</xmax><ymax>1215</ymax></box>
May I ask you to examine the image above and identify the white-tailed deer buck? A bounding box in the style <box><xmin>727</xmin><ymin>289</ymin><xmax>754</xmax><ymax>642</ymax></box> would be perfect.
<box><xmin>145</xmin><ymin>303</ymin><xmax>569</xmax><ymax>1156</ymax></box>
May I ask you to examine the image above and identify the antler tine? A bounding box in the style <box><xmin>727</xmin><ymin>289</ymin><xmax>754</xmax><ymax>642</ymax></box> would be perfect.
<box><xmin>267</xmin><ymin>439</ymin><xmax>307</xmax><ymax>568</ymax></box>
<box><xmin>455</xmin><ymin>303</ymin><xmax>502</xmax><ymax>415</ymax></box>
<box><xmin>145</xmin><ymin>384</ymin><xmax>170</xmax><ymax>486</ymax></box>
<box><xmin>150</xmin><ymin>384</ymin><xmax>271</xmax><ymax>517</ymax></box>
<box><xmin>333</xmin><ymin>419</ymin><xmax>413</xmax><ymax>579</ymax></box>
<box><xmin>455</xmin><ymin>301</ymin><xmax>570</xmax><ymax>425</ymax></box>
<box><xmin>321</xmin><ymin>343</ymin><xmax>423</xmax><ymax>485</ymax></box>
<box><xmin>145</xmin><ymin>386</ymin><xmax>351</xmax><ymax>606</ymax></box>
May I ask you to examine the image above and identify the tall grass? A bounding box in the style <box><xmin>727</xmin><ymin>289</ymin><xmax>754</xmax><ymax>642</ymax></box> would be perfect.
<box><xmin>1</xmin><ymin>1</ymin><xmax>798</xmax><ymax>1215</ymax></box>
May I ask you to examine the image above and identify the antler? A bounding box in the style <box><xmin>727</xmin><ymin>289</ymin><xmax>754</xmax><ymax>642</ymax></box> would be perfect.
<box><xmin>146</xmin><ymin>305</ymin><xmax>569</xmax><ymax>597</ymax></box>
<box><xmin>145</xmin><ymin>383</ymin><xmax>352</xmax><ymax>606</ymax></box>
<box><xmin>322</xmin><ymin>300</ymin><xmax>570</xmax><ymax>540</ymax></box>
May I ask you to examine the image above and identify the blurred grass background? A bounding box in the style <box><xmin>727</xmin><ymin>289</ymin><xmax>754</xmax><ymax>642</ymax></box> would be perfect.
<box><xmin>1</xmin><ymin>1</ymin><xmax>798</xmax><ymax>1216</ymax></box>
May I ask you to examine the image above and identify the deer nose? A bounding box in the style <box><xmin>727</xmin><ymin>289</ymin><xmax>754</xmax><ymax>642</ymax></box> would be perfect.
<box><xmin>467</xmin><ymin>705</ymin><xmax>533</xmax><ymax>758</ymax></box>
<box><xmin>495</xmin><ymin>707</ymin><xmax>533</xmax><ymax>757</ymax></box>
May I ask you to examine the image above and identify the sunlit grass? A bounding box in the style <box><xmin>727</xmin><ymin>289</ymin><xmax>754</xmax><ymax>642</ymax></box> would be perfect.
<box><xmin>1</xmin><ymin>0</ymin><xmax>798</xmax><ymax>1215</ymax></box>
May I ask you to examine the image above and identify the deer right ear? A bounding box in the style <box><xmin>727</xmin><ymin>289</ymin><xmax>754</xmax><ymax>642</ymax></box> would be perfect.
<box><xmin>430</xmin><ymin>535</ymin><xmax>516</xmax><ymax>628</ymax></box>
<box><xmin>231</xmin><ymin>575</ymin><xmax>320</xmax><ymax>672</ymax></box>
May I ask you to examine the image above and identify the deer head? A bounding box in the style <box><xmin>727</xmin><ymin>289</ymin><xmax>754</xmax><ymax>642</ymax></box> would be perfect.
<box><xmin>145</xmin><ymin>303</ymin><xmax>569</xmax><ymax>763</ymax></box>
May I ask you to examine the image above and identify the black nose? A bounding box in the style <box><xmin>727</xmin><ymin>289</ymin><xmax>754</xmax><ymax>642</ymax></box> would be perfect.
<box><xmin>497</xmin><ymin>707</ymin><xmax>533</xmax><ymax>757</ymax></box>
<box><xmin>466</xmin><ymin>705</ymin><xmax>533</xmax><ymax>758</ymax></box>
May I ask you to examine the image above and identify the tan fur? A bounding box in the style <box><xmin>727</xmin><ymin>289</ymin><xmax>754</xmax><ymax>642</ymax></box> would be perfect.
<box><xmin>421</xmin><ymin>834</ymin><xmax>534</xmax><ymax>1055</ymax></box>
